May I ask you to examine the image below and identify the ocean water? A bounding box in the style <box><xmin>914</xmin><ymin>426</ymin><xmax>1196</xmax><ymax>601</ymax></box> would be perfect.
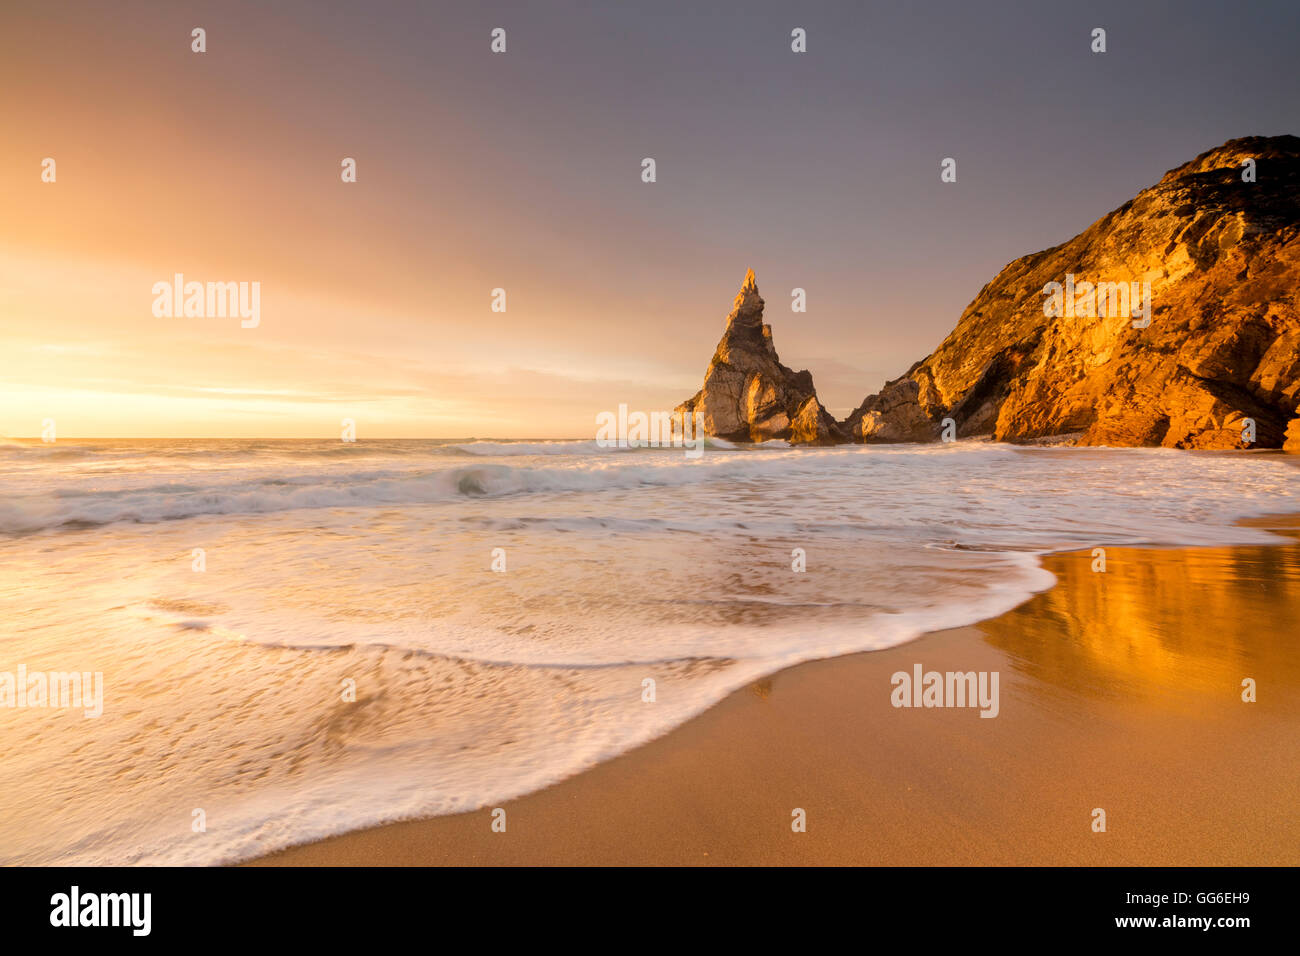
<box><xmin>0</xmin><ymin>437</ymin><xmax>1295</xmax><ymax>865</ymax></box>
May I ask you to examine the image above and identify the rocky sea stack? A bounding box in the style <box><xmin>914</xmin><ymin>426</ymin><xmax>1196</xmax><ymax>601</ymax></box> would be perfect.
<box><xmin>846</xmin><ymin>135</ymin><xmax>1300</xmax><ymax>449</ymax></box>
<box><xmin>675</xmin><ymin>269</ymin><xmax>843</xmax><ymax>445</ymax></box>
<box><xmin>682</xmin><ymin>137</ymin><xmax>1300</xmax><ymax>450</ymax></box>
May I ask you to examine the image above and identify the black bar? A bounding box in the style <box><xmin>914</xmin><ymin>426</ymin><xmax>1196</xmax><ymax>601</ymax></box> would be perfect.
<box><xmin>0</xmin><ymin>866</ymin><xmax>1281</xmax><ymax>943</ymax></box>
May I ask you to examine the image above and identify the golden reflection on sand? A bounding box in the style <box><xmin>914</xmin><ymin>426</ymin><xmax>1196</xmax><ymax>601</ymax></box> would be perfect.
<box><xmin>980</xmin><ymin>533</ymin><xmax>1300</xmax><ymax>703</ymax></box>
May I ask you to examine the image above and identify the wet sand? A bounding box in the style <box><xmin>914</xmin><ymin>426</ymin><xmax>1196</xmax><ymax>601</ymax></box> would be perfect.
<box><xmin>250</xmin><ymin>520</ymin><xmax>1300</xmax><ymax>866</ymax></box>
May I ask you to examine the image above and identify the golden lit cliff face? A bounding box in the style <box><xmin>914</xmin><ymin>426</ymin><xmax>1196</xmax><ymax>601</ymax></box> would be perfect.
<box><xmin>980</xmin><ymin>536</ymin><xmax>1300</xmax><ymax>702</ymax></box>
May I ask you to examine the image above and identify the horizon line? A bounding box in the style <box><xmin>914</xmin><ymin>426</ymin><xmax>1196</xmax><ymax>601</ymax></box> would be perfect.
<box><xmin>2</xmin><ymin>436</ymin><xmax>596</xmax><ymax>442</ymax></box>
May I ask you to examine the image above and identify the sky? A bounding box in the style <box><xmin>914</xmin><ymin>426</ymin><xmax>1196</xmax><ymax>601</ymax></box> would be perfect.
<box><xmin>2</xmin><ymin>0</ymin><xmax>1298</xmax><ymax>437</ymax></box>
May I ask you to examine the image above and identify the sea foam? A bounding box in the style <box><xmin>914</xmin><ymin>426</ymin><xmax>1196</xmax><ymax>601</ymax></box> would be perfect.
<box><xmin>0</xmin><ymin>439</ymin><xmax>1295</xmax><ymax>865</ymax></box>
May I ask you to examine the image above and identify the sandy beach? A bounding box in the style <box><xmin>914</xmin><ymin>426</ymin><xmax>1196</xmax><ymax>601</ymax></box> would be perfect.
<box><xmin>251</xmin><ymin>518</ymin><xmax>1300</xmax><ymax>866</ymax></box>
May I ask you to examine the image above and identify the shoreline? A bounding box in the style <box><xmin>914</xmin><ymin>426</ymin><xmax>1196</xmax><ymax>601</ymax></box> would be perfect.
<box><xmin>248</xmin><ymin>516</ymin><xmax>1300</xmax><ymax>866</ymax></box>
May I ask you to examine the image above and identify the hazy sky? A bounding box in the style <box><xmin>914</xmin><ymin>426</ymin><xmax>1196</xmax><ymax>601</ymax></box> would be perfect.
<box><xmin>3</xmin><ymin>0</ymin><xmax>1298</xmax><ymax>437</ymax></box>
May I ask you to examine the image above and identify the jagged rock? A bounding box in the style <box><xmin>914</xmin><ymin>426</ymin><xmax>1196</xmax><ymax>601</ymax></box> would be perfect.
<box><xmin>677</xmin><ymin>270</ymin><xmax>844</xmax><ymax>445</ymax></box>
<box><xmin>1285</xmin><ymin>416</ymin><xmax>1300</xmax><ymax>453</ymax></box>
<box><xmin>842</xmin><ymin>375</ymin><xmax>939</xmax><ymax>443</ymax></box>
<box><xmin>844</xmin><ymin>135</ymin><xmax>1300</xmax><ymax>448</ymax></box>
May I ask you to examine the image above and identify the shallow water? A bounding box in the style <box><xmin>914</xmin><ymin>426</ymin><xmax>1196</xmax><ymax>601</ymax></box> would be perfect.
<box><xmin>0</xmin><ymin>438</ymin><xmax>1295</xmax><ymax>864</ymax></box>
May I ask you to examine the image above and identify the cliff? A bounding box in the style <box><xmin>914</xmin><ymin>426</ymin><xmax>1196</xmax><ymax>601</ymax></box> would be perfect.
<box><xmin>845</xmin><ymin>135</ymin><xmax>1300</xmax><ymax>449</ymax></box>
